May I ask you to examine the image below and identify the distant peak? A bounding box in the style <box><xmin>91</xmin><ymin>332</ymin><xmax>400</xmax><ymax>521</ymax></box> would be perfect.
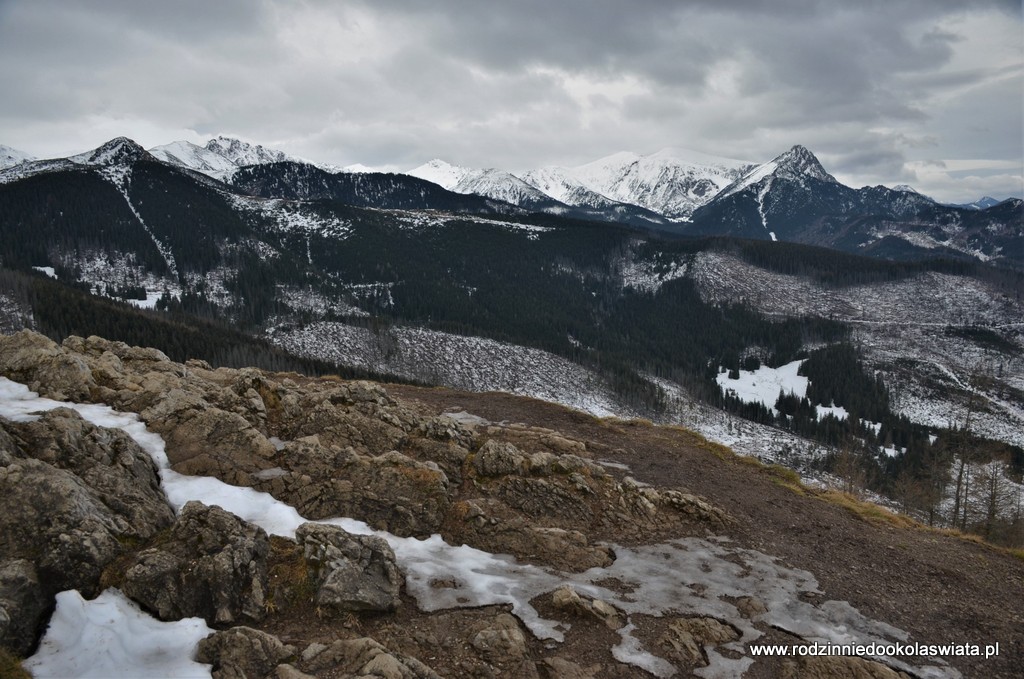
<box><xmin>773</xmin><ymin>145</ymin><xmax>834</xmax><ymax>183</ymax></box>
<box><xmin>205</xmin><ymin>136</ymin><xmax>288</xmax><ymax>165</ymax></box>
<box><xmin>73</xmin><ymin>137</ymin><xmax>147</xmax><ymax>166</ymax></box>
<box><xmin>892</xmin><ymin>184</ymin><xmax>920</xmax><ymax>194</ymax></box>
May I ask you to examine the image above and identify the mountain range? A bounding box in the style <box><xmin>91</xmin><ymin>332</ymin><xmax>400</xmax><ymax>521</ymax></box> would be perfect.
<box><xmin>3</xmin><ymin>135</ymin><xmax>1018</xmax><ymax>265</ymax></box>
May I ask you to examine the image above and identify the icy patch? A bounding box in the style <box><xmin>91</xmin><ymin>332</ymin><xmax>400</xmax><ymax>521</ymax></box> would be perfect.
<box><xmin>32</xmin><ymin>266</ymin><xmax>56</xmax><ymax>279</ymax></box>
<box><xmin>23</xmin><ymin>589</ymin><xmax>212</xmax><ymax>679</ymax></box>
<box><xmin>124</xmin><ymin>291</ymin><xmax>164</xmax><ymax>309</ymax></box>
<box><xmin>613</xmin><ymin>624</ymin><xmax>676</xmax><ymax>677</ymax></box>
<box><xmin>442</xmin><ymin>410</ymin><xmax>491</xmax><ymax>427</ymax></box>
<box><xmin>816</xmin><ymin>404</ymin><xmax>849</xmax><ymax>421</ymax></box>
<box><xmin>716</xmin><ymin>360</ymin><xmax>807</xmax><ymax>414</ymax></box>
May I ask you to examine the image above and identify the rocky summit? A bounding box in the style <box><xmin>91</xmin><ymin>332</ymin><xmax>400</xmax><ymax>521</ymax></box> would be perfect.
<box><xmin>0</xmin><ymin>330</ymin><xmax>1021</xmax><ymax>678</ymax></box>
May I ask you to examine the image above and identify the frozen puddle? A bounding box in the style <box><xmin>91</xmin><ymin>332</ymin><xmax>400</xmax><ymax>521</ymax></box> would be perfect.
<box><xmin>0</xmin><ymin>378</ymin><xmax>957</xmax><ymax>678</ymax></box>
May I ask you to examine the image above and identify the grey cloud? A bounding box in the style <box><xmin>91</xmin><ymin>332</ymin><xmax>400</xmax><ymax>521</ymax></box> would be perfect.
<box><xmin>0</xmin><ymin>0</ymin><xmax>1019</xmax><ymax>200</ymax></box>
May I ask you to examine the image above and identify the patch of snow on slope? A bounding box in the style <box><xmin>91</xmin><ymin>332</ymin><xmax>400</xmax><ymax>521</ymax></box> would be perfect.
<box><xmin>24</xmin><ymin>590</ymin><xmax>212</xmax><ymax>679</ymax></box>
<box><xmin>816</xmin><ymin>404</ymin><xmax>849</xmax><ymax>421</ymax></box>
<box><xmin>32</xmin><ymin>266</ymin><xmax>56</xmax><ymax>279</ymax></box>
<box><xmin>716</xmin><ymin>360</ymin><xmax>808</xmax><ymax>414</ymax></box>
<box><xmin>0</xmin><ymin>144</ymin><xmax>36</xmax><ymax>169</ymax></box>
<box><xmin>149</xmin><ymin>140</ymin><xmax>239</xmax><ymax>181</ymax></box>
<box><xmin>406</xmin><ymin>159</ymin><xmax>473</xmax><ymax>190</ymax></box>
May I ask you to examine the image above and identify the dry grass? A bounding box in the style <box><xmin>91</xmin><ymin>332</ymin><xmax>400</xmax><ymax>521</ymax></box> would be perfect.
<box><xmin>820</xmin><ymin>490</ymin><xmax>918</xmax><ymax>529</ymax></box>
<box><xmin>0</xmin><ymin>649</ymin><xmax>31</xmax><ymax>679</ymax></box>
<box><xmin>266</xmin><ymin>536</ymin><xmax>315</xmax><ymax>613</ymax></box>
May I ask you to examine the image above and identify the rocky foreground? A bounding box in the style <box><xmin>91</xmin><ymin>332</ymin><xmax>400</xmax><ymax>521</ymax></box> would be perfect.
<box><xmin>0</xmin><ymin>330</ymin><xmax>1021</xmax><ymax>678</ymax></box>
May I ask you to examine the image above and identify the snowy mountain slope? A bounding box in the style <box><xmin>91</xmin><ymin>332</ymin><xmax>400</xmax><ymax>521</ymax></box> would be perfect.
<box><xmin>204</xmin><ymin>135</ymin><xmax>290</xmax><ymax>166</ymax></box>
<box><xmin>406</xmin><ymin>159</ymin><xmax>473</xmax><ymax>190</ymax></box>
<box><xmin>716</xmin><ymin>144</ymin><xmax>836</xmax><ymax>201</ymax></box>
<box><xmin>685</xmin><ymin>250</ymin><xmax>1024</xmax><ymax>446</ymax></box>
<box><xmin>563</xmin><ymin>147</ymin><xmax>754</xmax><ymax>220</ymax></box>
<box><xmin>149</xmin><ymin>140</ymin><xmax>240</xmax><ymax>181</ymax></box>
<box><xmin>516</xmin><ymin>166</ymin><xmax>623</xmax><ymax>209</ymax></box>
<box><xmin>409</xmin><ymin>159</ymin><xmax>566</xmax><ymax>211</ymax></box>
<box><xmin>409</xmin><ymin>148</ymin><xmax>753</xmax><ymax>221</ymax></box>
<box><xmin>0</xmin><ymin>144</ymin><xmax>36</xmax><ymax>170</ymax></box>
<box><xmin>690</xmin><ymin>145</ymin><xmax>1022</xmax><ymax>264</ymax></box>
<box><xmin>148</xmin><ymin>136</ymin><xmax>307</xmax><ymax>181</ymax></box>
<box><xmin>954</xmin><ymin>196</ymin><xmax>1004</xmax><ymax>210</ymax></box>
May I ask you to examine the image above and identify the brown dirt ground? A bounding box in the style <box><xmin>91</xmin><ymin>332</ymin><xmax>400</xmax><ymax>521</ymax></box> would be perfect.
<box><xmin>379</xmin><ymin>384</ymin><xmax>1024</xmax><ymax>679</ymax></box>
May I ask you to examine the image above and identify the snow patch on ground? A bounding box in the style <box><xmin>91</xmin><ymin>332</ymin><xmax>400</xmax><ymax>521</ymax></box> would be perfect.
<box><xmin>715</xmin><ymin>360</ymin><xmax>808</xmax><ymax>414</ymax></box>
<box><xmin>24</xmin><ymin>590</ymin><xmax>212</xmax><ymax>679</ymax></box>
<box><xmin>32</xmin><ymin>266</ymin><xmax>56</xmax><ymax>279</ymax></box>
<box><xmin>816</xmin><ymin>404</ymin><xmax>849</xmax><ymax>421</ymax></box>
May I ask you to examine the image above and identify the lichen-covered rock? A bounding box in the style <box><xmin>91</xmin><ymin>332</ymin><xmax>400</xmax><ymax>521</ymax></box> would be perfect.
<box><xmin>140</xmin><ymin>390</ymin><xmax>276</xmax><ymax>484</ymax></box>
<box><xmin>121</xmin><ymin>502</ymin><xmax>270</xmax><ymax>625</ymax></box>
<box><xmin>541</xmin><ymin>657</ymin><xmax>603</xmax><ymax>679</ymax></box>
<box><xmin>658</xmin><ymin>616</ymin><xmax>740</xmax><ymax>667</ymax></box>
<box><xmin>447</xmin><ymin>499</ymin><xmax>613</xmax><ymax>572</ymax></box>
<box><xmin>0</xmin><ymin>410</ymin><xmax>174</xmax><ymax>597</ymax></box>
<box><xmin>302</xmin><ymin>637</ymin><xmax>441</xmax><ymax>678</ymax></box>
<box><xmin>0</xmin><ymin>330</ymin><xmax>95</xmax><ymax>400</ymax></box>
<box><xmin>256</xmin><ymin>440</ymin><xmax>450</xmax><ymax>537</ymax></box>
<box><xmin>0</xmin><ymin>559</ymin><xmax>47</xmax><ymax>656</ymax></box>
<box><xmin>295</xmin><ymin>523</ymin><xmax>402</xmax><ymax>613</ymax></box>
<box><xmin>473</xmin><ymin>440</ymin><xmax>527</xmax><ymax>477</ymax></box>
<box><xmin>470</xmin><ymin>613</ymin><xmax>536</xmax><ymax>677</ymax></box>
<box><xmin>551</xmin><ymin>585</ymin><xmax>624</xmax><ymax>630</ymax></box>
<box><xmin>196</xmin><ymin>626</ymin><xmax>295</xmax><ymax>679</ymax></box>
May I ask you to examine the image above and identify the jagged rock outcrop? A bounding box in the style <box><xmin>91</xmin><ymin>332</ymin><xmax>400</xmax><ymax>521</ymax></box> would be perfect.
<box><xmin>196</xmin><ymin>626</ymin><xmax>295</xmax><ymax>679</ymax></box>
<box><xmin>0</xmin><ymin>331</ymin><xmax>745</xmax><ymax>675</ymax></box>
<box><xmin>301</xmin><ymin>637</ymin><xmax>441</xmax><ymax>678</ymax></box>
<box><xmin>0</xmin><ymin>408</ymin><xmax>173</xmax><ymax>598</ymax></box>
<box><xmin>0</xmin><ymin>560</ymin><xmax>47</xmax><ymax>656</ymax></box>
<box><xmin>551</xmin><ymin>585</ymin><xmax>624</xmax><ymax>630</ymax></box>
<box><xmin>470</xmin><ymin>613</ymin><xmax>538</xmax><ymax>678</ymax></box>
<box><xmin>658</xmin><ymin>616</ymin><xmax>740</xmax><ymax>667</ymax></box>
<box><xmin>0</xmin><ymin>330</ymin><xmax>95</xmax><ymax>400</ymax></box>
<box><xmin>120</xmin><ymin>501</ymin><xmax>270</xmax><ymax>625</ymax></box>
<box><xmin>295</xmin><ymin>523</ymin><xmax>403</xmax><ymax>614</ymax></box>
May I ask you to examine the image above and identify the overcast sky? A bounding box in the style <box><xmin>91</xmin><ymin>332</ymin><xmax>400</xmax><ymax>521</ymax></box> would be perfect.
<box><xmin>0</xmin><ymin>0</ymin><xmax>1020</xmax><ymax>203</ymax></box>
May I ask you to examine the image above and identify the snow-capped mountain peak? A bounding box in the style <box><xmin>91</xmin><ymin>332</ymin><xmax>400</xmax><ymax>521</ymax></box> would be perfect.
<box><xmin>773</xmin><ymin>145</ymin><xmax>834</xmax><ymax>182</ymax></box>
<box><xmin>718</xmin><ymin>145</ymin><xmax>834</xmax><ymax>200</ymax></box>
<box><xmin>0</xmin><ymin>144</ymin><xmax>37</xmax><ymax>170</ymax></box>
<box><xmin>406</xmin><ymin>159</ymin><xmax>474</xmax><ymax>191</ymax></box>
<box><xmin>149</xmin><ymin>140</ymin><xmax>240</xmax><ymax>181</ymax></box>
<box><xmin>70</xmin><ymin>137</ymin><xmax>148</xmax><ymax>167</ymax></box>
<box><xmin>566</xmin><ymin>147</ymin><xmax>753</xmax><ymax>220</ymax></box>
<box><xmin>204</xmin><ymin>136</ymin><xmax>289</xmax><ymax>166</ymax></box>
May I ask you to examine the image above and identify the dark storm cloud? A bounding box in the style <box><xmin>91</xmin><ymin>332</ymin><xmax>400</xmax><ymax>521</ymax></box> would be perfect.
<box><xmin>0</xmin><ymin>0</ymin><xmax>1019</xmax><ymax>201</ymax></box>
